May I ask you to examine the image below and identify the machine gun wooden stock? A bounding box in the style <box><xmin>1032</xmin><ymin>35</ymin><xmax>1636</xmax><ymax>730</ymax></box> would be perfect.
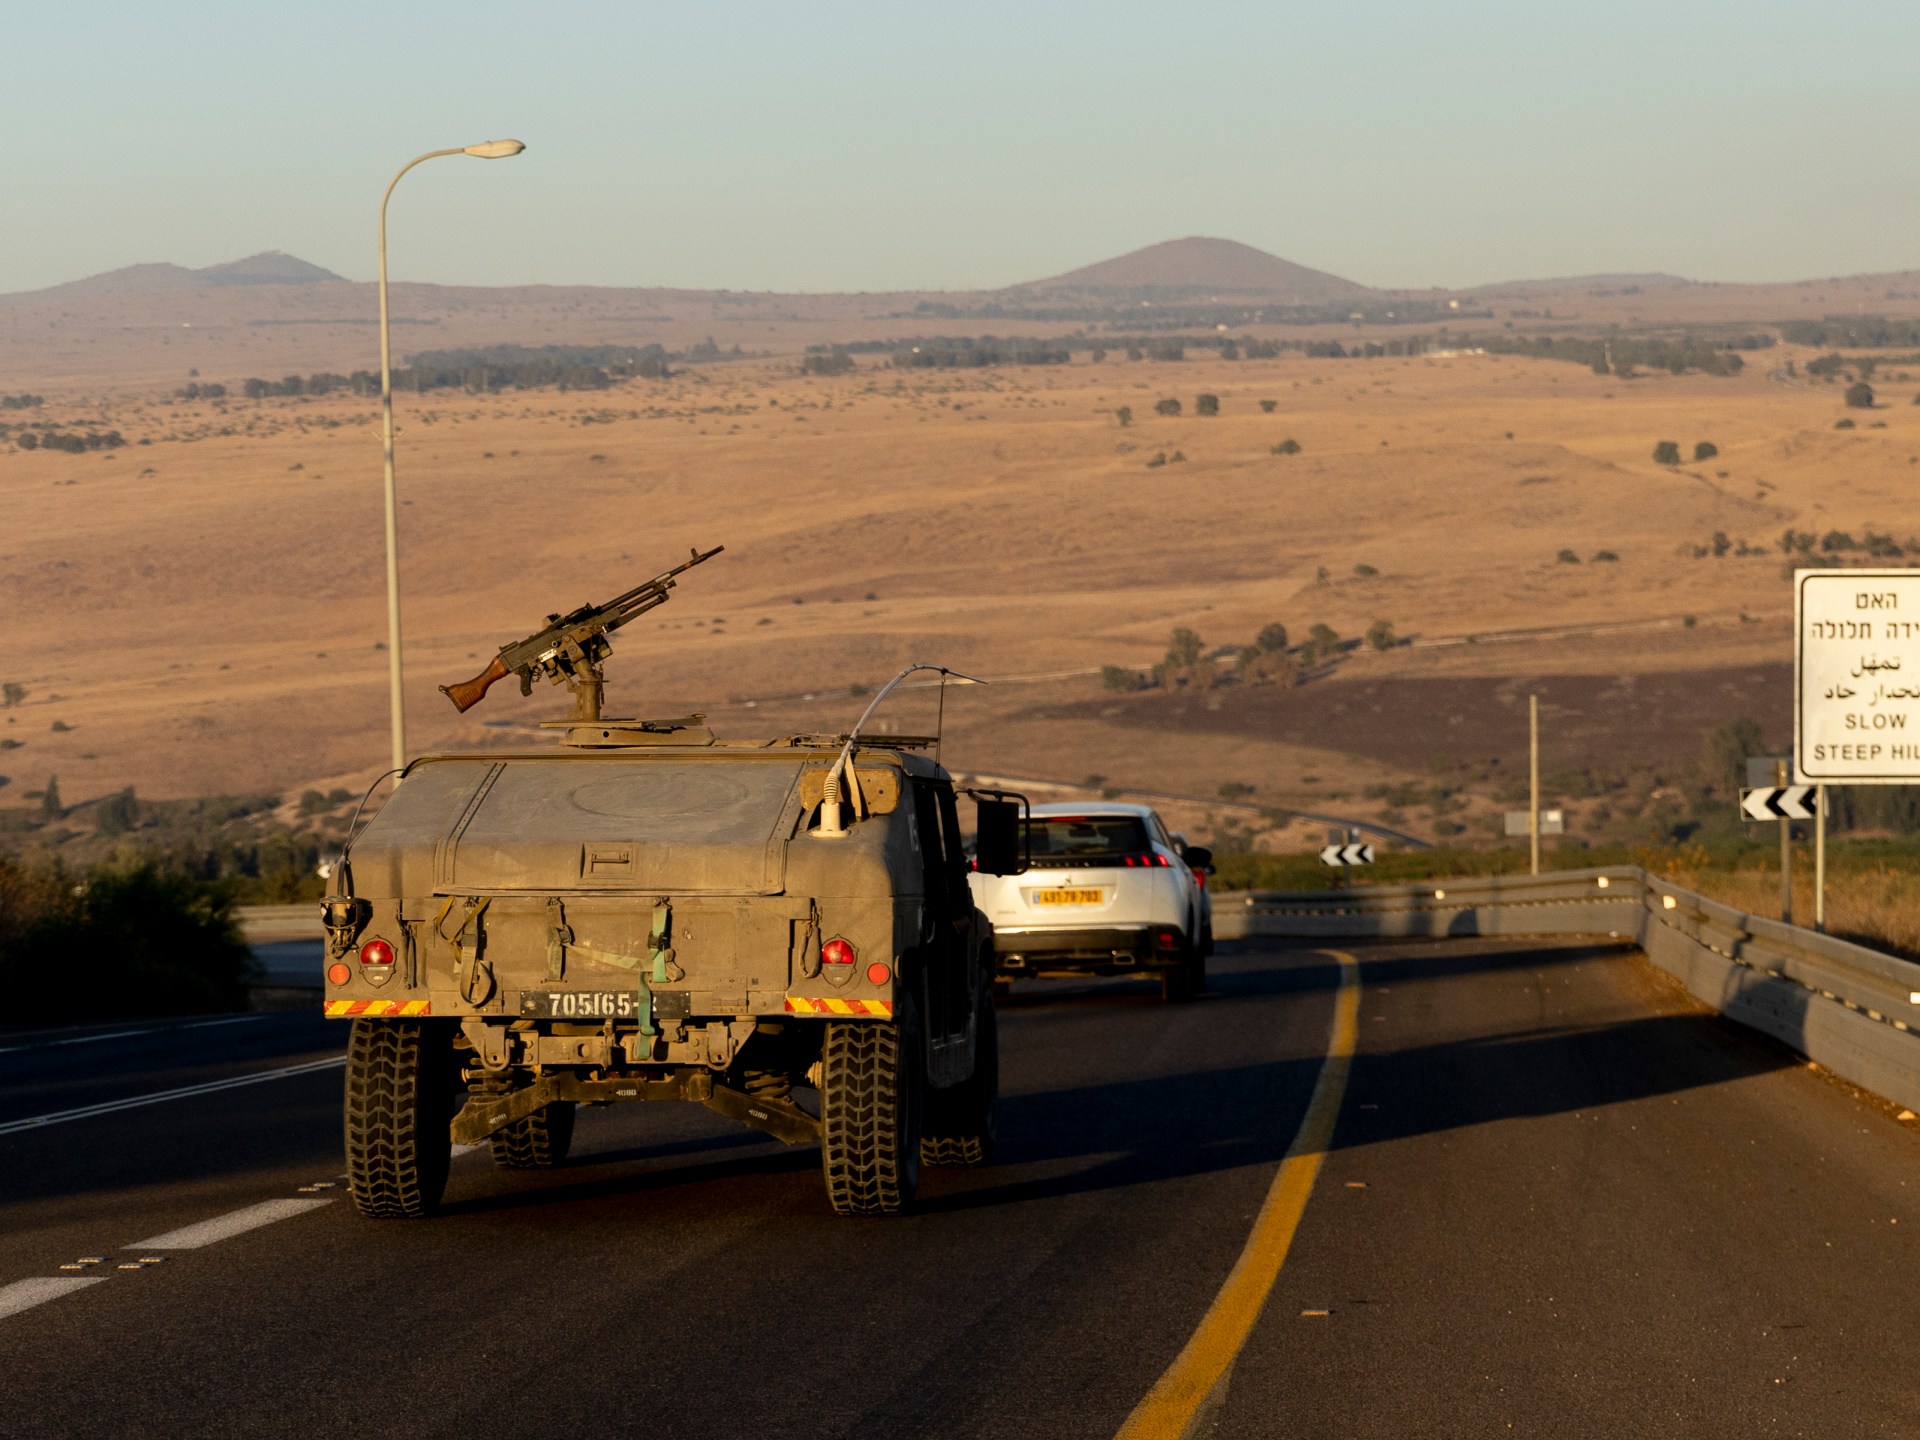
<box><xmin>440</xmin><ymin>545</ymin><xmax>723</xmax><ymax>722</ymax></box>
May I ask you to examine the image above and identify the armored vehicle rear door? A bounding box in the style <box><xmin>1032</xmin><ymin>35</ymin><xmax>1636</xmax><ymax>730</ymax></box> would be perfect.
<box><xmin>910</xmin><ymin>777</ymin><xmax>974</xmax><ymax>1044</ymax></box>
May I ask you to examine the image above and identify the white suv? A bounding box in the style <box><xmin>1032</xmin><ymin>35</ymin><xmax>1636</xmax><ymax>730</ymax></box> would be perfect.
<box><xmin>968</xmin><ymin>802</ymin><xmax>1213</xmax><ymax>1002</ymax></box>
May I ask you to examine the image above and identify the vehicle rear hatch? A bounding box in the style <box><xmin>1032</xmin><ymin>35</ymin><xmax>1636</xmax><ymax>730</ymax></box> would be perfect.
<box><xmin>974</xmin><ymin>812</ymin><xmax>1163</xmax><ymax>928</ymax></box>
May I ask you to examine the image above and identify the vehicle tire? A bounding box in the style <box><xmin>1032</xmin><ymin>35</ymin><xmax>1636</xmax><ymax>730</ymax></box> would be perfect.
<box><xmin>1159</xmin><ymin>944</ymin><xmax>1196</xmax><ymax>1003</ymax></box>
<box><xmin>922</xmin><ymin>995</ymin><xmax>998</xmax><ymax>1167</ymax></box>
<box><xmin>490</xmin><ymin>1101</ymin><xmax>576</xmax><ymax>1170</ymax></box>
<box><xmin>344</xmin><ymin>1018</ymin><xmax>455</xmax><ymax>1219</ymax></box>
<box><xmin>820</xmin><ymin>997</ymin><xmax>923</xmax><ymax>1215</ymax></box>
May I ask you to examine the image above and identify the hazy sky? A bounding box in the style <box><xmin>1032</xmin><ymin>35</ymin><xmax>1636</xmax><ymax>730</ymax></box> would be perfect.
<box><xmin>6</xmin><ymin>1</ymin><xmax>1916</xmax><ymax>294</ymax></box>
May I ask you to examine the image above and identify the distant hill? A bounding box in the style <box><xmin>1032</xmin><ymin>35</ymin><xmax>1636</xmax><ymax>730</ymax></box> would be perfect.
<box><xmin>1010</xmin><ymin>237</ymin><xmax>1372</xmax><ymax>302</ymax></box>
<box><xmin>26</xmin><ymin>251</ymin><xmax>344</xmax><ymax>298</ymax></box>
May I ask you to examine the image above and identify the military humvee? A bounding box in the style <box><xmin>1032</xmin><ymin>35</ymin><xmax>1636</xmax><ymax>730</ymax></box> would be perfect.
<box><xmin>321</xmin><ymin>643</ymin><xmax>1026</xmax><ymax>1219</ymax></box>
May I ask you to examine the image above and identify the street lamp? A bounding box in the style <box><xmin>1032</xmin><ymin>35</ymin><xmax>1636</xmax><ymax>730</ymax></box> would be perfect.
<box><xmin>376</xmin><ymin>139</ymin><xmax>525</xmax><ymax>773</ymax></box>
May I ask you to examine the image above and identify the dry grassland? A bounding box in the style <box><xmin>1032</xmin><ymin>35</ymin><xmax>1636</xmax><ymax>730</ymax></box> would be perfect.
<box><xmin>2</xmin><ymin>348</ymin><xmax>1914</xmax><ymax>847</ymax></box>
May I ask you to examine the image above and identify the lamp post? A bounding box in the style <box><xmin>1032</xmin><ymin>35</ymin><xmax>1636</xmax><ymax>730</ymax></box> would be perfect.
<box><xmin>376</xmin><ymin>139</ymin><xmax>525</xmax><ymax>774</ymax></box>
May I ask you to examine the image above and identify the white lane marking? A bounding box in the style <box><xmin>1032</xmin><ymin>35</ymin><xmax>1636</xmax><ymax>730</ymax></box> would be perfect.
<box><xmin>0</xmin><ymin>1014</ymin><xmax>268</xmax><ymax>1054</ymax></box>
<box><xmin>130</xmin><ymin>1197</ymin><xmax>332</xmax><ymax>1250</ymax></box>
<box><xmin>49</xmin><ymin>1029</ymin><xmax>151</xmax><ymax>1048</ymax></box>
<box><xmin>0</xmin><ymin>1276</ymin><xmax>109</xmax><ymax>1319</ymax></box>
<box><xmin>0</xmin><ymin>1056</ymin><xmax>345</xmax><ymax>1137</ymax></box>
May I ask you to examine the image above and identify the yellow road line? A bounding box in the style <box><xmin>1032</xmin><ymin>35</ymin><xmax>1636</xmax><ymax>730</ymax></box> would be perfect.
<box><xmin>1114</xmin><ymin>948</ymin><xmax>1360</xmax><ymax>1440</ymax></box>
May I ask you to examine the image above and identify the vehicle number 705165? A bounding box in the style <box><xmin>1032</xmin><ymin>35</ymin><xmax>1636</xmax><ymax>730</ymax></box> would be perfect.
<box><xmin>518</xmin><ymin>990</ymin><xmax>639</xmax><ymax>1019</ymax></box>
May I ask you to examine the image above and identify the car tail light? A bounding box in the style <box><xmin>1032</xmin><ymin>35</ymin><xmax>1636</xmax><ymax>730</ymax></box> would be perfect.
<box><xmin>1153</xmin><ymin>929</ymin><xmax>1180</xmax><ymax>951</ymax></box>
<box><xmin>865</xmin><ymin>962</ymin><xmax>891</xmax><ymax>986</ymax></box>
<box><xmin>360</xmin><ymin>938</ymin><xmax>395</xmax><ymax>966</ymax></box>
<box><xmin>822</xmin><ymin>938</ymin><xmax>856</xmax><ymax>967</ymax></box>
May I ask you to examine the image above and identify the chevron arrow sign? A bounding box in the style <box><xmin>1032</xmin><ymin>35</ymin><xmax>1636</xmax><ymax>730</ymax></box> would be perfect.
<box><xmin>1319</xmin><ymin>843</ymin><xmax>1375</xmax><ymax>866</ymax></box>
<box><xmin>1739</xmin><ymin>786</ymin><xmax>1817</xmax><ymax>821</ymax></box>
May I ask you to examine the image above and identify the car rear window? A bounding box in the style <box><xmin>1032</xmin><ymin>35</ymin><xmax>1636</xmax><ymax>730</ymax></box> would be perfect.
<box><xmin>1028</xmin><ymin>814</ymin><xmax>1152</xmax><ymax>861</ymax></box>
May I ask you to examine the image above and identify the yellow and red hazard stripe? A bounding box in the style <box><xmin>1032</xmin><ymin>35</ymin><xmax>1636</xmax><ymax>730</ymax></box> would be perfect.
<box><xmin>324</xmin><ymin>999</ymin><xmax>432</xmax><ymax>1018</ymax></box>
<box><xmin>784</xmin><ymin>997</ymin><xmax>893</xmax><ymax>1017</ymax></box>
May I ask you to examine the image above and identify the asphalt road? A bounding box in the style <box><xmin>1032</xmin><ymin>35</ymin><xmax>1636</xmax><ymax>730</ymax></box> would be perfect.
<box><xmin>4</xmin><ymin>937</ymin><xmax>1919</xmax><ymax>1438</ymax></box>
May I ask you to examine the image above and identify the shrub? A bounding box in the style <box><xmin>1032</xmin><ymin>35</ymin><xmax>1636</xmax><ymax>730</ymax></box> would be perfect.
<box><xmin>1557</xmin><ymin>548</ymin><xmax>1581</xmax><ymax>563</ymax></box>
<box><xmin>94</xmin><ymin>787</ymin><xmax>139</xmax><ymax>836</ymax></box>
<box><xmin>1255</xmin><ymin>623</ymin><xmax>1289</xmax><ymax>653</ymax></box>
<box><xmin>1101</xmin><ymin>665</ymin><xmax>1137</xmax><ymax>692</ymax></box>
<box><xmin>1115</xmin><ymin>405</ymin><xmax>1132</xmax><ymax>427</ymax></box>
<box><xmin>1365</xmin><ymin>619</ymin><xmax>1397</xmax><ymax>650</ymax></box>
<box><xmin>1</xmin><ymin>682</ymin><xmax>23</xmax><ymax>707</ymax></box>
<box><xmin>1259</xmin><ymin>399</ymin><xmax>1278</xmax><ymax>413</ymax></box>
<box><xmin>1694</xmin><ymin>441</ymin><xmax>1718</xmax><ymax>461</ymax></box>
<box><xmin>1271</xmin><ymin>438</ymin><xmax>1301</xmax><ymax>455</ymax></box>
<box><xmin>1196</xmin><ymin>393</ymin><xmax>1219</xmax><ymax>416</ymax></box>
<box><xmin>1304</xmin><ymin>623</ymin><xmax>1341</xmax><ymax>660</ymax></box>
<box><xmin>1836</xmin><ymin>418</ymin><xmax>1856</xmax><ymax>429</ymax></box>
<box><xmin>1354</xmin><ymin>563</ymin><xmax>1379</xmax><ymax>577</ymax></box>
<box><xmin>0</xmin><ymin>858</ymin><xmax>254</xmax><ymax>1023</ymax></box>
<box><xmin>1147</xmin><ymin>452</ymin><xmax>1167</xmax><ymax>468</ymax></box>
<box><xmin>1154</xmin><ymin>398</ymin><xmax>1181</xmax><ymax>416</ymax></box>
<box><xmin>1218</xmin><ymin>781</ymin><xmax>1254</xmax><ymax>799</ymax></box>
<box><xmin>1846</xmin><ymin>381</ymin><xmax>1876</xmax><ymax>409</ymax></box>
<box><xmin>1652</xmin><ymin>440</ymin><xmax>1682</xmax><ymax>465</ymax></box>
<box><xmin>1592</xmin><ymin>550</ymin><xmax>1619</xmax><ymax>562</ymax></box>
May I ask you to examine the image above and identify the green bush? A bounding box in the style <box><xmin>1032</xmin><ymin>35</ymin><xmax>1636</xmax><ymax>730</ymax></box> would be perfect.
<box><xmin>1154</xmin><ymin>398</ymin><xmax>1181</xmax><ymax>416</ymax></box>
<box><xmin>1694</xmin><ymin>441</ymin><xmax>1718</xmax><ymax>461</ymax></box>
<box><xmin>0</xmin><ymin>858</ymin><xmax>255</xmax><ymax>1024</ymax></box>
<box><xmin>1845</xmin><ymin>381</ymin><xmax>1876</xmax><ymax>409</ymax></box>
<box><xmin>1652</xmin><ymin>440</ymin><xmax>1682</xmax><ymax>465</ymax></box>
<box><xmin>1196</xmin><ymin>393</ymin><xmax>1220</xmax><ymax>416</ymax></box>
<box><xmin>1271</xmin><ymin>438</ymin><xmax>1301</xmax><ymax>455</ymax></box>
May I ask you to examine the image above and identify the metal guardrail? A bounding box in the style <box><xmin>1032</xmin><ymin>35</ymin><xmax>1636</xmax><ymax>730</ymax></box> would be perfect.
<box><xmin>1214</xmin><ymin>867</ymin><xmax>1920</xmax><ymax>1115</ymax></box>
<box><xmin>236</xmin><ymin>905</ymin><xmax>322</xmax><ymax>942</ymax></box>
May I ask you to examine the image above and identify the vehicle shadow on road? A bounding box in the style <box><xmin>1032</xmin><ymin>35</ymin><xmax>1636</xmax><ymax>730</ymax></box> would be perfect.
<box><xmin>922</xmin><ymin>939</ymin><xmax>1799</xmax><ymax>1213</ymax></box>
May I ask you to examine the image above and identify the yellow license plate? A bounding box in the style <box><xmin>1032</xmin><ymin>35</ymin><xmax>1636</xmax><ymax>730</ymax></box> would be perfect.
<box><xmin>1034</xmin><ymin>888</ymin><xmax>1104</xmax><ymax>906</ymax></box>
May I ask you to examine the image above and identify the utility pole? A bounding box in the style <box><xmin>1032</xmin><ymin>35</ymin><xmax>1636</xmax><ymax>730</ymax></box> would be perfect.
<box><xmin>1814</xmin><ymin>783</ymin><xmax>1827</xmax><ymax>933</ymax></box>
<box><xmin>1528</xmin><ymin>693</ymin><xmax>1540</xmax><ymax>876</ymax></box>
<box><xmin>1777</xmin><ymin>758</ymin><xmax>1793</xmax><ymax>925</ymax></box>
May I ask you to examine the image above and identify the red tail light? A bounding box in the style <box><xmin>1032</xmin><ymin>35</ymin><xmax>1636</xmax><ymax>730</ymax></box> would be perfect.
<box><xmin>822</xmin><ymin>938</ymin><xmax>856</xmax><ymax>967</ymax></box>
<box><xmin>359</xmin><ymin>938</ymin><xmax>395</xmax><ymax>967</ymax></box>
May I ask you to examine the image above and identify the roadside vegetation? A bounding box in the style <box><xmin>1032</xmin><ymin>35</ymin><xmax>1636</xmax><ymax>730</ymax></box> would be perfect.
<box><xmin>0</xmin><ymin>855</ymin><xmax>255</xmax><ymax>1024</ymax></box>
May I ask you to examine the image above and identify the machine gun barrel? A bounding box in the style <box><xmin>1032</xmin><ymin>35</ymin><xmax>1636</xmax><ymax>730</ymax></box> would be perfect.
<box><xmin>439</xmin><ymin>545</ymin><xmax>723</xmax><ymax>714</ymax></box>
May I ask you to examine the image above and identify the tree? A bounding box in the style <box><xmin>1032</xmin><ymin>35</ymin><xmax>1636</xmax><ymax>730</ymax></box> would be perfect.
<box><xmin>39</xmin><ymin>775</ymin><xmax>61</xmax><ymax>819</ymax></box>
<box><xmin>1164</xmin><ymin>628</ymin><xmax>1204</xmax><ymax>668</ymax></box>
<box><xmin>1154</xmin><ymin>398</ymin><xmax>1181</xmax><ymax>416</ymax></box>
<box><xmin>1115</xmin><ymin>405</ymin><xmax>1132</xmax><ymax>427</ymax></box>
<box><xmin>1101</xmin><ymin>665</ymin><xmax>1137</xmax><ymax>692</ymax></box>
<box><xmin>1365</xmin><ymin>619</ymin><xmax>1397</xmax><ymax>651</ymax></box>
<box><xmin>1557</xmin><ymin>548</ymin><xmax>1581</xmax><ymax>564</ymax></box>
<box><xmin>1271</xmin><ymin>438</ymin><xmax>1301</xmax><ymax>455</ymax></box>
<box><xmin>1195</xmin><ymin>393</ymin><xmax>1219</xmax><ymax>416</ymax></box>
<box><xmin>1305</xmin><ymin>623</ymin><xmax>1341</xmax><ymax>660</ymax></box>
<box><xmin>1845</xmin><ymin>381</ymin><xmax>1876</xmax><ymax>409</ymax></box>
<box><xmin>1</xmin><ymin>682</ymin><xmax>23</xmax><ymax>708</ymax></box>
<box><xmin>1259</xmin><ymin>399</ymin><xmax>1278</xmax><ymax>413</ymax></box>
<box><xmin>243</xmin><ymin>378</ymin><xmax>271</xmax><ymax>399</ymax></box>
<box><xmin>95</xmin><ymin>787</ymin><xmax>138</xmax><ymax>836</ymax></box>
<box><xmin>1700</xmin><ymin>717</ymin><xmax>1766</xmax><ymax>795</ymax></box>
<box><xmin>1693</xmin><ymin>441</ymin><xmax>1718</xmax><ymax>461</ymax></box>
<box><xmin>15</xmin><ymin>432</ymin><xmax>37</xmax><ymax>450</ymax></box>
<box><xmin>1255</xmin><ymin>623</ymin><xmax>1289</xmax><ymax>653</ymax></box>
<box><xmin>1652</xmin><ymin>440</ymin><xmax>1682</xmax><ymax>465</ymax></box>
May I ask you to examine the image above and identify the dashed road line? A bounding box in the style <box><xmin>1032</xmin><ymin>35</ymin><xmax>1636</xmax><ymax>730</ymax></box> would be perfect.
<box><xmin>130</xmin><ymin>1198</ymin><xmax>334</xmax><ymax>1250</ymax></box>
<box><xmin>0</xmin><ymin>1276</ymin><xmax>110</xmax><ymax>1320</ymax></box>
<box><xmin>1115</xmin><ymin>948</ymin><xmax>1360</xmax><ymax>1440</ymax></box>
<box><xmin>0</xmin><ymin>1056</ymin><xmax>345</xmax><ymax>1136</ymax></box>
<box><xmin>0</xmin><ymin>1014</ymin><xmax>268</xmax><ymax>1054</ymax></box>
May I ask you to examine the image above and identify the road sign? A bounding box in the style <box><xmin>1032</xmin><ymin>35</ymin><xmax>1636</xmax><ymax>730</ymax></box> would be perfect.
<box><xmin>1503</xmin><ymin>809</ymin><xmax>1564</xmax><ymax>837</ymax></box>
<box><xmin>1795</xmin><ymin>569</ymin><xmax>1920</xmax><ymax>783</ymax></box>
<box><xmin>1740</xmin><ymin>786</ymin><xmax>1817</xmax><ymax>821</ymax></box>
<box><xmin>1319</xmin><ymin>843</ymin><xmax>1374</xmax><ymax>866</ymax></box>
